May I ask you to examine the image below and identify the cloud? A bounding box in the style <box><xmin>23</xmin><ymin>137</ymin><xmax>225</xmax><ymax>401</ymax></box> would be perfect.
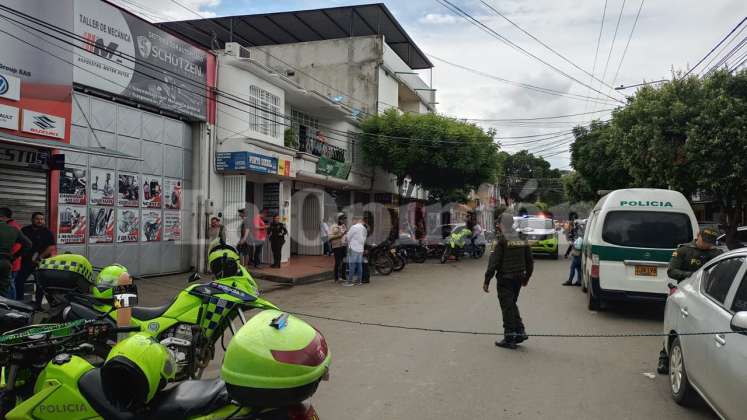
<box><xmin>418</xmin><ymin>13</ymin><xmax>459</xmax><ymax>25</ymax></box>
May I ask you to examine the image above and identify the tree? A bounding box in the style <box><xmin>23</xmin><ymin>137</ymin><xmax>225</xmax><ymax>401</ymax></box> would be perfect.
<box><xmin>360</xmin><ymin>109</ymin><xmax>499</xmax><ymax>202</ymax></box>
<box><xmin>496</xmin><ymin>150</ymin><xmax>564</xmax><ymax>206</ymax></box>
<box><xmin>570</xmin><ymin>120</ymin><xmax>633</xmax><ymax>196</ymax></box>
<box><xmin>562</xmin><ymin>171</ymin><xmax>595</xmax><ymax>203</ymax></box>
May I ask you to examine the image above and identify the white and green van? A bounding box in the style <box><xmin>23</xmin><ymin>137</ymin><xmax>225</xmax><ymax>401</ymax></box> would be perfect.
<box><xmin>581</xmin><ymin>189</ymin><xmax>698</xmax><ymax>310</ymax></box>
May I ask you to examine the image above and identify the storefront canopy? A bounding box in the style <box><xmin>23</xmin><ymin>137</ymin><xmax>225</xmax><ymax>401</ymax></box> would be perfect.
<box><xmin>0</xmin><ymin>132</ymin><xmax>141</xmax><ymax>160</ymax></box>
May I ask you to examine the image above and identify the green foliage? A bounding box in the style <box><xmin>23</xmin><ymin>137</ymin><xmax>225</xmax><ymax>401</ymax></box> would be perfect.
<box><xmin>562</xmin><ymin>171</ymin><xmax>595</xmax><ymax>203</ymax></box>
<box><xmin>496</xmin><ymin>150</ymin><xmax>564</xmax><ymax>206</ymax></box>
<box><xmin>359</xmin><ymin>109</ymin><xmax>499</xmax><ymax>198</ymax></box>
<box><xmin>570</xmin><ymin>120</ymin><xmax>633</xmax><ymax>195</ymax></box>
<box><xmin>284</xmin><ymin>128</ymin><xmax>298</xmax><ymax>149</ymax></box>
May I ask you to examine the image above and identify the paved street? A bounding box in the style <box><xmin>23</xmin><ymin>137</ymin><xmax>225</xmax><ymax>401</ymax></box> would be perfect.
<box><xmin>204</xmin><ymin>253</ymin><xmax>718</xmax><ymax>420</ymax></box>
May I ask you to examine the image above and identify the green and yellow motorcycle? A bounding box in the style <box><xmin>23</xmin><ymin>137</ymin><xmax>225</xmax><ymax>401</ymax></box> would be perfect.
<box><xmin>35</xmin><ymin>244</ymin><xmax>280</xmax><ymax>380</ymax></box>
<box><xmin>0</xmin><ymin>309</ymin><xmax>330</xmax><ymax>419</ymax></box>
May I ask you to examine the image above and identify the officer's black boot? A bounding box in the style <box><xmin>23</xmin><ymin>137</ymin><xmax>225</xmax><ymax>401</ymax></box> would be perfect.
<box><xmin>657</xmin><ymin>348</ymin><xmax>669</xmax><ymax>374</ymax></box>
<box><xmin>514</xmin><ymin>328</ymin><xmax>528</xmax><ymax>344</ymax></box>
<box><xmin>495</xmin><ymin>330</ymin><xmax>518</xmax><ymax>349</ymax></box>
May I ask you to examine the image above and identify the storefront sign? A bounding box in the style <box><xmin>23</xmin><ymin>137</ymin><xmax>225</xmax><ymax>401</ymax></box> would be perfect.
<box><xmin>163</xmin><ymin>211</ymin><xmax>181</xmax><ymax>241</ymax></box>
<box><xmin>90</xmin><ymin>168</ymin><xmax>115</xmax><ymax>206</ymax></box>
<box><xmin>58</xmin><ymin>205</ymin><xmax>87</xmax><ymax>244</ymax></box>
<box><xmin>0</xmin><ymin>144</ymin><xmax>49</xmax><ymax>169</ymax></box>
<box><xmin>116</xmin><ymin>208</ymin><xmax>139</xmax><ymax>242</ymax></box>
<box><xmin>247</xmin><ymin>152</ymin><xmax>278</xmax><ymax>174</ymax></box>
<box><xmin>141</xmin><ymin>175</ymin><xmax>162</xmax><ymax>208</ymax></box>
<box><xmin>0</xmin><ymin>104</ymin><xmax>19</xmax><ymax>131</ymax></box>
<box><xmin>278</xmin><ymin>159</ymin><xmax>291</xmax><ymax>177</ymax></box>
<box><xmin>164</xmin><ymin>178</ymin><xmax>182</xmax><ymax>210</ymax></box>
<box><xmin>216</xmin><ymin>151</ymin><xmax>279</xmax><ymax>174</ymax></box>
<box><xmin>0</xmin><ymin>73</ymin><xmax>21</xmax><ymax>101</ymax></box>
<box><xmin>141</xmin><ymin>210</ymin><xmax>162</xmax><ymax>241</ymax></box>
<box><xmin>118</xmin><ymin>173</ymin><xmax>140</xmax><ymax>207</ymax></box>
<box><xmin>89</xmin><ymin>206</ymin><xmax>114</xmax><ymax>243</ymax></box>
<box><xmin>316</xmin><ymin>156</ymin><xmax>351</xmax><ymax>180</ymax></box>
<box><xmin>59</xmin><ymin>166</ymin><xmax>87</xmax><ymax>205</ymax></box>
<box><xmin>73</xmin><ymin>0</ymin><xmax>208</xmax><ymax>120</ymax></box>
<box><xmin>21</xmin><ymin>110</ymin><xmax>66</xmax><ymax>140</ymax></box>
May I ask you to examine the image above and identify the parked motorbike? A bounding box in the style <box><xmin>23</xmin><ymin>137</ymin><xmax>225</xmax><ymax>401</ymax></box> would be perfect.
<box><xmin>366</xmin><ymin>240</ymin><xmax>395</xmax><ymax>275</ymax></box>
<box><xmin>440</xmin><ymin>227</ymin><xmax>473</xmax><ymax>264</ymax></box>
<box><xmin>395</xmin><ymin>236</ymin><xmax>427</xmax><ymax>264</ymax></box>
<box><xmin>0</xmin><ymin>311</ymin><xmax>330</xmax><ymax>419</ymax></box>
<box><xmin>391</xmin><ymin>246</ymin><xmax>406</xmax><ymax>272</ymax></box>
<box><xmin>463</xmin><ymin>241</ymin><xmax>486</xmax><ymax>259</ymax></box>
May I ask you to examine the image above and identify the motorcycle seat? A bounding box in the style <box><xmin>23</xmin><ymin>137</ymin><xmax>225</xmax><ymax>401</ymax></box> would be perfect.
<box><xmin>131</xmin><ymin>297</ymin><xmax>176</xmax><ymax>320</ymax></box>
<box><xmin>78</xmin><ymin>369</ymin><xmax>138</xmax><ymax>420</ymax></box>
<box><xmin>0</xmin><ymin>295</ymin><xmax>34</xmax><ymax>312</ymax></box>
<box><xmin>148</xmin><ymin>377</ymin><xmax>231</xmax><ymax>418</ymax></box>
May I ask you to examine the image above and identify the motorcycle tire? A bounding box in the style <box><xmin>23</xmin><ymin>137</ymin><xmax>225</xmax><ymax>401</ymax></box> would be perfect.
<box><xmin>472</xmin><ymin>245</ymin><xmax>485</xmax><ymax>259</ymax></box>
<box><xmin>440</xmin><ymin>248</ymin><xmax>448</xmax><ymax>264</ymax></box>
<box><xmin>373</xmin><ymin>253</ymin><xmax>394</xmax><ymax>275</ymax></box>
<box><xmin>411</xmin><ymin>247</ymin><xmax>427</xmax><ymax>263</ymax></box>
<box><xmin>392</xmin><ymin>254</ymin><xmax>406</xmax><ymax>272</ymax></box>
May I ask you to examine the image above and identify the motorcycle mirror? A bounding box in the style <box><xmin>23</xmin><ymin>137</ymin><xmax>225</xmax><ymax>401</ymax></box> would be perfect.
<box><xmin>188</xmin><ymin>272</ymin><xmax>201</xmax><ymax>283</ymax></box>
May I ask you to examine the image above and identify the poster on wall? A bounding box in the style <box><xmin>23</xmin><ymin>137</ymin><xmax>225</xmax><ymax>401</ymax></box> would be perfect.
<box><xmin>57</xmin><ymin>205</ymin><xmax>86</xmax><ymax>244</ymax></box>
<box><xmin>73</xmin><ymin>0</ymin><xmax>207</xmax><ymax>120</ymax></box>
<box><xmin>141</xmin><ymin>210</ymin><xmax>162</xmax><ymax>242</ymax></box>
<box><xmin>90</xmin><ymin>168</ymin><xmax>115</xmax><ymax>206</ymax></box>
<box><xmin>89</xmin><ymin>207</ymin><xmax>114</xmax><ymax>243</ymax></box>
<box><xmin>142</xmin><ymin>175</ymin><xmax>162</xmax><ymax>209</ymax></box>
<box><xmin>163</xmin><ymin>212</ymin><xmax>181</xmax><ymax>241</ymax></box>
<box><xmin>59</xmin><ymin>167</ymin><xmax>87</xmax><ymax>204</ymax></box>
<box><xmin>164</xmin><ymin>179</ymin><xmax>182</xmax><ymax>210</ymax></box>
<box><xmin>116</xmin><ymin>208</ymin><xmax>139</xmax><ymax>243</ymax></box>
<box><xmin>118</xmin><ymin>173</ymin><xmax>140</xmax><ymax>207</ymax></box>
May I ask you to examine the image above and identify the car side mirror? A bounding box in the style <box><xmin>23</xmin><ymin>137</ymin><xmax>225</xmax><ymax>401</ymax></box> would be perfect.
<box><xmin>730</xmin><ymin>311</ymin><xmax>747</xmax><ymax>335</ymax></box>
<box><xmin>188</xmin><ymin>272</ymin><xmax>201</xmax><ymax>283</ymax></box>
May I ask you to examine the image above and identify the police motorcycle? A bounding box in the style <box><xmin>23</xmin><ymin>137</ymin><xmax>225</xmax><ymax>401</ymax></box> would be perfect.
<box><xmin>440</xmin><ymin>226</ymin><xmax>473</xmax><ymax>263</ymax></box>
<box><xmin>0</xmin><ymin>301</ymin><xmax>331</xmax><ymax>419</ymax></box>
<box><xmin>34</xmin><ymin>242</ymin><xmax>281</xmax><ymax>380</ymax></box>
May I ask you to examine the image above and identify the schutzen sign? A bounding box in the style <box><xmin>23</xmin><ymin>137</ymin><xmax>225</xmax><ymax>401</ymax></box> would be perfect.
<box><xmin>21</xmin><ymin>110</ymin><xmax>66</xmax><ymax>140</ymax></box>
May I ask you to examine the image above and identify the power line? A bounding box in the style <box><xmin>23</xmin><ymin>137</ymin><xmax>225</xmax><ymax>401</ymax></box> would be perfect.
<box><xmin>461</xmin><ymin>109</ymin><xmax>615</xmax><ymax>122</ymax></box>
<box><xmin>608</xmin><ymin>0</ymin><xmax>645</xmax><ymax>95</ymax></box>
<box><xmin>703</xmin><ymin>36</ymin><xmax>747</xmax><ymax>76</ymax></box>
<box><xmin>583</xmin><ymin>0</ymin><xmax>609</xmax><ymax>122</ymax></box>
<box><xmin>591</xmin><ymin>0</ymin><xmax>627</xmax><ymax>112</ymax></box>
<box><xmin>434</xmin><ymin>0</ymin><xmax>626</xmax><ymax>104</ymax></box>
<box><xmin>684</xmin><ymin>17</ymin><xmax>747</xmax><ymax>77</ymax></box>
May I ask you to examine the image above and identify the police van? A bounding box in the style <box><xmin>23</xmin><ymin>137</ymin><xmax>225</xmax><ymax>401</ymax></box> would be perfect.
<box><xmin>581</xmin><ymin>189</ymin><xmax>698</xmax><ymax>310</ymax></box>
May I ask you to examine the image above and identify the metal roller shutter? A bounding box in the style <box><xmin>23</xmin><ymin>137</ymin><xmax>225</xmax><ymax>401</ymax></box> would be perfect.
<box><xmin>0</xmin><ymin>166</ymin><xmax>48</xmax><ymax>223</ymax></box>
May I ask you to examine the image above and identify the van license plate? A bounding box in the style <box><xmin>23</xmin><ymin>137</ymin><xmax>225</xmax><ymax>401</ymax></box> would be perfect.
<box><xmin>635</xmin><ymin>265</ymin><xmax>657</xmax><ymax>276</ymax></box>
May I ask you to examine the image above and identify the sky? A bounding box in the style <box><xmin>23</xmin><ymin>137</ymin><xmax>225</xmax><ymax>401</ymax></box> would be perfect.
<box><xmin>112</xmin><ymin>0</ymin><xmax>747</xmax><ymax>169</ymax></box>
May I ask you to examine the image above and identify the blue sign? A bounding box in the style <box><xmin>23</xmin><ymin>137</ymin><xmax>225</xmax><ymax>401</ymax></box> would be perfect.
<box><xmin>215</xmin><ymin>152</ymin><xmax>278</xmax><ymax>174</ymax></box>
<box><xmin>0</xmin><ymin>75</ymin><xmax>8</xmax><ymax>96</ymax></box>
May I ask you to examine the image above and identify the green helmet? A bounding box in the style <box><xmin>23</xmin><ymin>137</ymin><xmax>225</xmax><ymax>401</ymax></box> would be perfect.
<box><xmin>91</xmin><ymin>264</ymin><xmax>128</xmax><ymax>300</ymax></box>
<box><xmin>101</xmin><ymin>333</ymin><xmax>176</xmax><ymax>410</ymax></box>
<box><xmin>36</xmin><ymin>254</ymin><xmax>94</xmax><ymax>294</ymax></box>
<box><xmin>208</xmin><ymin>241</ymin><xmax>241</xmax><ymax>279</ymax></box>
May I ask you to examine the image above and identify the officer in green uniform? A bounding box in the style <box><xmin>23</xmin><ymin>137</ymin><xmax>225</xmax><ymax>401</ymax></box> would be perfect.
<box><xmin>657</xmin><ymin>227</ymin><xmax>722</xmax><ymax>373</ymax></box>
<box><xmin>483</xmin><ymin>213</ymin><xmax>534</xmax><ymax>349</ymax></box>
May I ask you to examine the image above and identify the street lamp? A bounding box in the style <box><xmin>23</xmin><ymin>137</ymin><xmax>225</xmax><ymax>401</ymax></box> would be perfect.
<box><xmin>614</xmin><ymin>79</ymin><xmax>669</xmax><ymax>90</ymax></box>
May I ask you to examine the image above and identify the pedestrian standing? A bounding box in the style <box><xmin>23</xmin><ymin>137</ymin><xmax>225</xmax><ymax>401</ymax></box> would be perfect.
<box><xmin>321</xmin><ymin>219</ymin><xmax>331</xmax><ymax>256</ymax></box>
<box><xmin>268</xmin><ymin>215</ymin><xmax>288</xmax><ymax>268</ymax></box>
<box><xmin>237</xmin><ymin>209</ymin><xmax>251</xmax><ymax>267</ymax></box>
<box><xmin>329</xmin><ymin>214</ymin><xmax>348</xmax><ymax>282</ymax></box>
<box><xmin>562</xmin><ymin>237</ymin><xmax>583</xmax><ymax>286</ymax></box>
<box><xmin>17</xmin><ymin>212</ymin><xmax>55</xmax><ymax>305</ymax></box>
<box><xmin>0</xmin><ymin>208</ymin><xmax>32</xmax><ymax>299</ymax></box>
<box><xmin>252</xmin><ymin>209</ymin><xmax>269</xmax><ymax>268</ymax></box>
<box><xmin>657</xmin><ymin>227</ymin><xmax>722</xmax><ymax>374</ymax></box>
<box><xmin>483</xmin><ymin>213</ymin><xmax>534</xmax><ymax>349</ymax></box>
<box><xmin>344</xmin><ymin>216</ymin><xmax>367</xmax><ymax>286</ymax></box>
<box><xmin>6</xmin><ymin>213</ymin><xmax>22</xmax><ymax>299</ymax></box>
<box><xmin>207</xmin><ymin>216</ymin><xmax>226</xmax><ymax>244</ymax></box>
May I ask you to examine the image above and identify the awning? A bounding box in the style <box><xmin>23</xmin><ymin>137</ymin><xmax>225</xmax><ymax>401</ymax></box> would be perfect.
<box><xmin>0</xmin><ymin>132</ymin><xmax>142</xmax><ymax>160</ymax></box>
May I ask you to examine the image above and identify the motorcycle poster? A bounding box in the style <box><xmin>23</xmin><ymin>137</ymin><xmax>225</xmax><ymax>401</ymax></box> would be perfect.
<box><xmin>118</xmin><ymin>173</ymin><xmax>140</xmax><ymax>207</ymax></box>
<box><xmin>116</xmin><ymin>208</ymin><xmax>140</xmax><ymax>243</ymax></box>
<box><xmin>163</xmin><ymin>211</ymin><xmax>181</xmax><ymax>241</ymax></box>
<box><xmin>59</xmin><ymin>167</ymin><xmax>87</xmax><ymax>205</ymax></box>
<box><xmin>164</xmin><ymin>178</ymin><xmax>182</xmax><ymax>210</ymax></box>
<box><xmin>141</xmin><ymin>210</ymin><xmax>162</xmax><ymax>242</ymax></box>
<box><xmin>90</xmin><ymin>168</ymin><xmax>115</xmax><ymax>206</ymax></box>
<box><xmin>142</xmin><ymin>175</ymin><xmax>162</xmax><ymax>209</ymax></box>
<box><xmin>89</xmin><ymin>207</ymin><xmax>114</xmax><ymax>243</ymax></box>
<box><xmin>57</xmin><ymin>206</ymin><xmax>86</xmax><ymax>244</ymax></box>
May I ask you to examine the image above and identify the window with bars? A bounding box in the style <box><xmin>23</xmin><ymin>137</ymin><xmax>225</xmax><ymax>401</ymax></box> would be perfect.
<box><xmin>249</xmin><ymin>85</ymin><xmax>281</xmax><ymax>138</ymax></box>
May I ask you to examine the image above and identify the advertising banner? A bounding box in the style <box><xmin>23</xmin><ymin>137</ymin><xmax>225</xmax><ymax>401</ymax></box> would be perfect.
<box><xmin>215</xmin><ymin>151</ymin><xmax>278</xmax><ymax>174</ymax></box>
<box><xmin>73</xmin><ymin>0</ymin><xmax>208</xmax><ymax>120</ymax></box>
<box><xmin>0</xmin><ymin>144</ymin><xmax>49</xmax><ymax>169</ymax></box>
<box><xmin>118</xmin><ymin>173</ymin><xmax>140</xmax><ymax>207</ymax></box>
<box><xmin>316</xmin><ymin>156</ymin><xmax>351</xmax><ymax>180</ymax></box>
<box><xmin>141</xmin><ymin>210</ymin><xmax>162</xmax><ymax>242</ymax></box>
<box><xmin>163</xmin><ymin>211</ymin><xmax>181</xmax><ymax>241</ymax></box>
<box><xmin>90</xmin><ymin>168</ymin><xmax>115</xmax><ymax>206</ymax></box>
<box><xmin>0</xmin><ymin>0</ymin><xmax>73</xmax><ymax>143</ymax></box>
<box><xmin>59</xmin><ymin>166</ymin><xmax>87</xmax><ymax>205</ymax></box>
<box><xmin>142</xmin><ymin>175</ymin><xmax>162</xmax><ymax>208</ymax></box>
<box><xmin>89</xmin><ymin>206</ymin><xmax>114</xmax><ymax>243</ymax></box>
<box><xmin>58</xmin><ymin>205</ymin><xmax>86</xmax><ymax>244</ymax></box>
<box><xmin>164</xmin><ymin>178</ymin><xmax>182</xmax><ymax>210</ymax></box>
<box><xmin>116</xmin><ymin>208</ymin><xmax>139</xmax><ymax>242</ymax></box>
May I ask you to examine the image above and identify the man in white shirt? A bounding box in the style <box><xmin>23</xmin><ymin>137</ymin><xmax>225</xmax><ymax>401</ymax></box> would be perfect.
<box><xmin>344</xmin><ymin>216</ymin><xmax>367</xmax><ymax>286</ymax></box>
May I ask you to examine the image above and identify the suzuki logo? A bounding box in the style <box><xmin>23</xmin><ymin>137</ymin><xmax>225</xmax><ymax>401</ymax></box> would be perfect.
<box><xmin>33</xmin><ymin>116</ymin><xmax>57</xmax><ymax>130</ymax></box>
<box><xmin>0</xmin><ymin>75</ymin><xmax>8</xmax><ymax>96</ymax></box>
<box><xmin>136</xmin><ymin>35</ymin><xmax>153</xmax><ymax>58</ymax></box>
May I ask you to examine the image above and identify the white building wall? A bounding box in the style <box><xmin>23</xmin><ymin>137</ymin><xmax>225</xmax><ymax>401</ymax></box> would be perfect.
<box><xmin>377</xmin><ymin>67</ymin><xmax>400</xmax><ymax>112</ymax></box>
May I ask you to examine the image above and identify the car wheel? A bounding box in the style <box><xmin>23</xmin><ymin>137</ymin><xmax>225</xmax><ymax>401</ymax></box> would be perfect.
<box><xmin>669</xmin><ymin>338</ymin><xmax>698</xmax><ymax>406</ymax></box>
<box><xmin>587</xmin><ymin>285</ymin><xmax>600</xmax><ymax>310</ymax></box>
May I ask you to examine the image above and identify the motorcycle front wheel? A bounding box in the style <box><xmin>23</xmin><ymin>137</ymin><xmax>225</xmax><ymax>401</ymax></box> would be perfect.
<box><xmin>373</xmin><ymin>253</ymin><xmax>394</xmax><ymax>275</ymax></box>
<box><xmin>392</xmin><ymin>253</ymin><xmax>406</xmax><ymax>272</ymax></box>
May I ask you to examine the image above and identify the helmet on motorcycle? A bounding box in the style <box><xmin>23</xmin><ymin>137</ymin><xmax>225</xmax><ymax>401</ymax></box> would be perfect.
<box><xmin>91</xmin><ymin>264</ymin><xmax>128</xmax><ymax>300</ymax></box>
<box><xmin>101</xmin><ymin>333</ymin><xmax>176</xmax><ymax>410</ymax></box>
<box><xmin>36</xmin><ymin>254</ymin><xmax>94</xmax><ymax>295</ymax></box>
<box><xmin>208</xmin><ymin>241</ymin><xmax>241</xmax><ymax>278</ymax></box>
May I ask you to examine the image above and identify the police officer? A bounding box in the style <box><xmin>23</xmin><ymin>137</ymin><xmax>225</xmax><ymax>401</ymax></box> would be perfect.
<box><xmin>657</xmin><ymin>227</ymin><xmax>722</xmax><ymax>373</ymax></box>
<box><xmin>483</xmin><ymin>213</ymin><xmax>534</xmax><ymax>349</ymax></box>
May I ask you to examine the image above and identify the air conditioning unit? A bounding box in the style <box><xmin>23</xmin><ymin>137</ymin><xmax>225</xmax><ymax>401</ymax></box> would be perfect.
<box><xmin>225</xmin><ymin>42</ymin><xmax>251</xmax><ymax>59</ymax></box>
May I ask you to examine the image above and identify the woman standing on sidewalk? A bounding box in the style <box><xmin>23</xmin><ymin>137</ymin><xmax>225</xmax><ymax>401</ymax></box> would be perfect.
<box><xmin>329</xmin><ymin>213</ymin><xmax>348</xmax><ymax>282</ymax></box>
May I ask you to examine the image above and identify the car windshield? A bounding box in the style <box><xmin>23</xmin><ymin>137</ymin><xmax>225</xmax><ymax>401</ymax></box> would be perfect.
<box><xmin>602</xmin><ymin>211</ymin><xmax>692</xmax><ymax>248</ymax></box>
<box><xmin>518</xmin><ymin>219</ymin><xmax>553</xmax><ymax>230</ymax></box>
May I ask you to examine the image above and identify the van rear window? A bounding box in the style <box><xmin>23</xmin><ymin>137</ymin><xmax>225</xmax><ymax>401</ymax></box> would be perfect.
<box><xmin>602</xmin><ymin>211</ymin><xmax>692</xmax><ymax>249</ymax></box>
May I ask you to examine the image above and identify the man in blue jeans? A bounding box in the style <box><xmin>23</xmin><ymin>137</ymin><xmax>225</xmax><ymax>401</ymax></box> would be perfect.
<box><xmin>344</xmin><ymin>216</ymin><xmax>367</xmax><ymax>286</ymax></box>
<box><xmin>562</xmin><ymin>237</ymin><xmax>583</xmax><ymax>286</ymax></box>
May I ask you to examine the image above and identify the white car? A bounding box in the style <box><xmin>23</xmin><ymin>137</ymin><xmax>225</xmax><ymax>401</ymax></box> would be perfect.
<box><xmin>715</xmin><ymin>226</ymin><xmax>747</xmax><ymax>252</ymax></box>
<box><xmin>662</xmin><ymin>249</ymin><xmax>747</xmax><ymax>419</ymax></box>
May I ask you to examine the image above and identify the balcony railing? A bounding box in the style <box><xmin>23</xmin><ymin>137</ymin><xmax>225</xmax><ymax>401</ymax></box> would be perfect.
<box><xmin>299</xmin><ymin>136</ymin><xmax>346</xmax><ymax>162</ymax></box>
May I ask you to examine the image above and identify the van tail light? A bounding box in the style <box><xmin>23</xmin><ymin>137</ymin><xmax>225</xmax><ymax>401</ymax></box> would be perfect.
<box><xmin>286</xmin><ymin>403</ymin><xmax>319</xmax><ymax>420</ymax></box>
<box><xmin>591</xmin><ymin>254</ymin><xmax>600</xmax><ymax>278</ymax></box>
<box><xmin>668</xmin><ymin>282</ymin><xmax>678</xmax><ymax>296</ymax></box>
